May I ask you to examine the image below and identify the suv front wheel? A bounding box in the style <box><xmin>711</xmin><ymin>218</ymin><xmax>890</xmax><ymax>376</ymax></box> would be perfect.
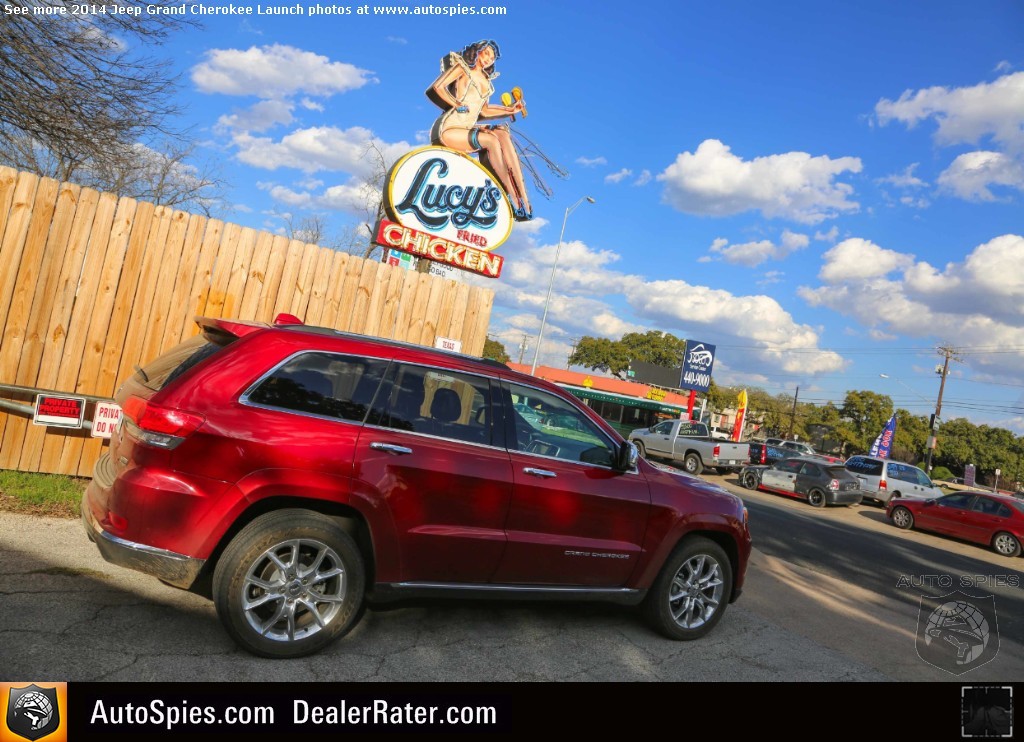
<box><xmin>644</xmin><ymin>536</ymin><xmax>732</xmax><ymax>640</ymax></box>
<box><xmin>213</xmin><ymin>509</ymin><xmax>365</xmax><ymax>658</ymax></box>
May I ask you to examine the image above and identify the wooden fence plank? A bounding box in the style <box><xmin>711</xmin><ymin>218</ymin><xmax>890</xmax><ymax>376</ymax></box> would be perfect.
<box><xmin>0</xmin><ymin>172</ymin><xmax>41</xmax><ymax>344</ymax></box>
<box><xmin>139</xmin><ymin>209</ymin><xmax>190</xmax><ymax>365</ymax></box>
<box><xmin>17</xmin><ymin>186</ymin><xmax>98</xmax><ymax>473</ymax></box>
<box><xmin>463</xmin><ymin>286</ymin><xmax>494</xmax><ymax>357</ymax></box>
<box><xmin>303</xmin><ymin>247</ymin><xmax>335</xmax><ymax>326</ymax></box>
<box><xmin>288</xmin><ymin>243</ymin><xmax>320</xmax><ymax>320</ymax></box>
<box><xmin>237</xmin><ymin>230</ymin><xmax>274</xmax><ymax>322</ymax></box>
<box><xmin>0</xmin><ymin>177</ymin><xmax>60</xmax><ymax>468</ymax></box>
<box><xmin>271</xmin><ymin>239</ymin><xmax>305</xmax><ymax>319</ymax></box>
<box><xmin>0</xmin><ymin>166</ymin><xmax>19</xmax><ymax>243</ymax></box>
<box><xmin>333</xmin><ymin>252</ymin><xmax>365</xmax><ymax>332</ymax></box>
<box><xmin>96</xmin><ymin>200</ymin><xmax>156</xmax><ymax>401</ymax></box>
<box><xmin>254</xmin><ymin>235</ymin><xmax>289</xmax><ymax>324</ymax></box>
<box><xmin>319</xmin><ymin>251</ymin><xmax>350</xmax><ymax>329</ymax></box>
<box><xmin>41</xmin><ymin>190</ymin><xmax>118</xmax><ymax>474</ymax></box>
<box><xmin>376</xmin><ymin>262</ymin><xmax>406</xmax><ymax>340</ymax></box>
<box><xmin>158</xmin><ymin>213</ymin><xmax>207</xmax><ymax>352</ymax></box>
<box><xmin>349</xmin><ymin>259</ymin><xmax>380</xmax><ymax>335</ymax></box>
<box><xmin>177</xmin><ymin>218</ymin><xmax>222</xmax><ymax>339</ymax></box>
<box><xmin>70</xmin><ymin>197</ymin><xmax>140</xmax><ymax>476</ymax></box>
<box><xmin>220</xmin><ymin>226</ymin><xmax>257</xmax><ymax>321</ymax></box>
<box><xmin>417</xmin><ymin>273</ymin><xmax>447</xmax><ymax>347</ymax></box>
<box><xmin>202</xmin><ymin>221</ymin><xmax>242</xmax><ymax>321</ymax></box>
<box><xmin>110</xmin><ymin>204</ymin><xmax>174</xmax><ymax>397</ymax></box>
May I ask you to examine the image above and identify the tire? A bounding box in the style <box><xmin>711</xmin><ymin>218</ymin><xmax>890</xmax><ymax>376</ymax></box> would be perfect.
<box><xmin>807</xmin><ymin>489</ymin><xmax>827</xmax><ymax>508</ymax></box>
<box><xmin>683</xmin><ymin>453</ymin><xmax>703</xmax><ymax>476</ymax></box>
<box><xmin>891</xmin><ymin>506</ymin><xmax>914</xmax><ymax>530</ymax></box>
<box><xmin>634</xmin><ymin>441</ymin><xmax>647</xmax><ymax>459</ymax></box>
<box><xmin>741</xmin><ymin>471</ymin><xmax>759</xmax><ymax>490</ymax></box>
<box><xmin>213</xmin><ymin>509</ymin><xmax>365</xmax><ymax>658</ymax></box>
<box><xmin>643</xmin><ymin>536</ymin><xmax>732</xmax><ymax>641</ymax></box>
<box><xmin>992</xmin><ymin>531</ymin><xmax>1021</xmax><ymax>558</ymax></box>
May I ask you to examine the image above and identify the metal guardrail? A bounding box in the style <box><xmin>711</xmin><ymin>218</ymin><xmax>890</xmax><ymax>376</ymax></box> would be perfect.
<box><xmin>0</xmin><ymin>382</ymin><xmax>115</xmax><ymax>430</ymax></box>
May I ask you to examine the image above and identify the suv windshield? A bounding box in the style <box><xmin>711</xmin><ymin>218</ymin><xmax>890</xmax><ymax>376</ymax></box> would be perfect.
<box><xmin>135</xmin><ymin>334</ymin><xmax>234</xmax><ymax>391</ymax></box>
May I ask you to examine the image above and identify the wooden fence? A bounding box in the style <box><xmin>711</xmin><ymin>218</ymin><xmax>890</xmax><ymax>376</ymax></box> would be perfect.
<box><xmin>0</xmin><ymin>167</ymin><xmax>494</xmax><ymax>477</ymax></box>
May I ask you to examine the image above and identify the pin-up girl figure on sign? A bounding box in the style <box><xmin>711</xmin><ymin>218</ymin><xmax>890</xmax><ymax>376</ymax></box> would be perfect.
<box><xmin>427</xmin><ymin>40</ymin><xmax>533</xmax><ymax>221</ymax></box>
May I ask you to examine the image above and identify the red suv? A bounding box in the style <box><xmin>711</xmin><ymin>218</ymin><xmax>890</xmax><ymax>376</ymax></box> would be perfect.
<box><xmin>83</xmin><ymin>316</ymin><xmax>751</xmax><ymax>658</ymax></box>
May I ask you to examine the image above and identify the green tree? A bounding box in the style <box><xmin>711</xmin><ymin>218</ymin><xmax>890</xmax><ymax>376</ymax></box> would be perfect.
<box><xmin>891</xmin><ymin>409</ymin><xmax>929</xmax><ymax>465</ymax></box>
<box><xmin>482</xmin><ymin>337</ymin><xmax>510</xmax><ymax>364</ymax></box>
<box><xmin>840</xmin><ymin>390</ymin><xmax>894</xmax><ymax>452</ymax></box>
<box><xmin>568</xmin><ymin>336</ymin><xmax>633</xmax><ymax>377</ymax></box>
<box><xmin>569</xmin><ymin>330</ymin><xmax>686</xmax><ymax>380</ymax></box>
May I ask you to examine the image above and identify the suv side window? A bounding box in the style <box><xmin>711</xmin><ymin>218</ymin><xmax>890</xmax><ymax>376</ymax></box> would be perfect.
<box><xmin>886</xmin><ymin>463</ymin><xmax>914</xmax><ymax>483</ymax></box>
<box><xmin>373</xmin><ymin>363</ymin><xmax>494</xmax><ymax>446</ymax></box>
<box><xmin>245</xmin><ymin>352</ymin><xmax>389</xmax><ymax>422</ymax></box>
<box><xmin>507</xmin><ymin>382</ymin><xmax>616</xmax><ymax>467</ymax></box>
<box><xmin>914</xmin><ymin>469</ymin><xmax>934</xmax><ymax>488</ymax></box>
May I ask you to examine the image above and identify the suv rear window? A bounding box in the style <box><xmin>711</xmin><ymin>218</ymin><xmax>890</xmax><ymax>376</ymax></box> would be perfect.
<box><xmin>846</xmin><ymin>457</ymin><xmax>883</xmax><ymax>476</ymax></box>
<box><xmin>135</xmin><ymin>334</ymin><xmax>232</xmax><ymax>391</ymax></box>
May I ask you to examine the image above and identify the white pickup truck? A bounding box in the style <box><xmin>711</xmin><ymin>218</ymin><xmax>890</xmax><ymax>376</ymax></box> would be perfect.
<box><xmin>629</xmin><ymin>420</ymin><xmax>750</xmax><ymax>475</ymax></box>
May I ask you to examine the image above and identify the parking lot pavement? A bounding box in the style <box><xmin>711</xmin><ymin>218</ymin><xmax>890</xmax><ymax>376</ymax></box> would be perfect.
<box><xmin>0</xmin><ymin>512</ymin><xmax>888</xmax><ymax>682</ymax></box>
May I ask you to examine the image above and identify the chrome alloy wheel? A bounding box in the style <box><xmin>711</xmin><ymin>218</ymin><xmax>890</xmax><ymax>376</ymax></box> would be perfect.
<box><xmin>994</xmin><ymin>532</ymin><xmax>1020</xmax><ymax>556</ymax></box>
<box><xmin>241</xmin><ymin>538</ymin><xmax>347</xmax><ymax>643</ymax></box>
<box><xmin>892</xmin><ymin>508</ymin><xmax>913</xmax><ymax>529</ymax></box>
<box><xmin>667</xmin><ymin>553</ymin><xmax>724</xmax><ymax>629</ymax></box>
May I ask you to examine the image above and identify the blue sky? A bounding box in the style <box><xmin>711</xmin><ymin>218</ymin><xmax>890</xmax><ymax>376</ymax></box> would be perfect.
<box><xmin>145</xmin><ymin>0</ymin><xmax>1024</xmax><ymax>430</ymax></box>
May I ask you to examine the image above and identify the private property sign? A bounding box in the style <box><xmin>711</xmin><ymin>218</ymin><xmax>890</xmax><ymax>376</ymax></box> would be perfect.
<box><xmin>91</xmin><ymin>402</ymin><xmax>123</xmax><ymax>439</ymax></box>
<box><xmin>33</xmin><ymin>394</ymin><xmax>86</xmax><ymax>428</ymax></box>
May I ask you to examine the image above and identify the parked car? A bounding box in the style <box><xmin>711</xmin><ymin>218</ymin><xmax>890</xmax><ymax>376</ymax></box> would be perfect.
<box><xmin>762</xmin><ymin>438</ymin><xmax>843</xmax><ymax>464</ymax></box>
<box><xmin>747</xmin><ymin>441</ymin><xmax>831</xmax><ymax>468</ymax></box>
<box><xmin>629</xmin><ymin>420</ymin><xmax>749</xmax><ymax>475</ymax></box>
<box><xmin>82</xmin><ymin>315</ymin><xmax>752</xmax><ymax>658</ymax></box>
<box><xmin>844</xmin><ymin>455</ymin><xmax>944</xmax><ymax>505</ymax></box>
<box><xmin>887</xmin><ymin>492</ymin><xmax>1024</xmax><ymax>557</ymax></box>
<box><xmin>739</xmin><ymin>457</ymin><xmax>863</xmax><ymax>507</ymax></box>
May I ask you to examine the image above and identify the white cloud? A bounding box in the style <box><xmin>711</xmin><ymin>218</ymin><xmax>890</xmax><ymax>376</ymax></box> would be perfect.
<box><xmin>261</xmin><ymin>179</ymin><xmax>381</xmax><ymax>215</ymax></box>
<box><xmin>817</xmin><ymin>238</ymin><xmax>915</xmax><ymax>282</ymax></box>
<box><xmin>575</xmin><ymin>156</ymin><xmax>607</xmax><ymax>167</ymax></box>
<box><xmin>707</xmin><ymin>230</ymin><xmax>809</xmax><ymax>267</ymax></box>
<box><xmin>875</xmin><ymin>72</ymin><xmax>1024</xmax><ymax>152</ymax></box>
<box><xmin>814</xmin><ymin>226</ymin><xmax>839</xmax><ymax>242</ymax></box>
<box><xmin>387</xmin><ymin>36</ymin><xmax>408</xmax><ymax>44</ymax></box>
<box><xmin>231</xmin><ymin>126</ymin><xmax>411</xmax><ymax>175</ymax></box>
<box><xmin>604</xmin><ymin>168</ymin><xmax>632</xmax><ymax>184</ymax></box>
<box><xmin>473</xmin><ymin>227</ymin><xmax>844</xmax><ymax>375</ymax></box>
<box><xmin>937</xmin><ymin>150</ymin><xmax>1024</xmax><ymax>201</ymax></box>
<box><xmin>192</xmin><ymin>44</ymin><xmax>374</xmax><ymax>98</ymax></box>
<box><xmin>215</xmin><ymin>100</ymin><xmax>294</xmax><ymax>134</ymax></box>
<box><xmin>876</xmin><ymin>163</ymin><xmax>926</xmax><ymax>188</ymax></box>
<box><xmin>633</xmin><ymin>169</ymin><xmax>652</xmax><ymax>186</ymax></box>
<box><xmin>800</xmin><ymin>234</ymin><xmax>1024</xmax><ymax>375</ymax></box>
<box><xmin>657</xmin><ymin>139</ymin><xmax>862</xmax><ymax>223</ymax></box>
<box><xmin>300</xmin><ymin>97</ymin><xmax>325</xmax><ymax>112</ymax></box>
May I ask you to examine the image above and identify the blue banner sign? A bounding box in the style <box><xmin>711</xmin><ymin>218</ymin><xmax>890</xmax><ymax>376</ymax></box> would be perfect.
<box><xmin>679</xmin><ymin>341</ymin><xmax>716</xmax><ymax>393</ymax></box>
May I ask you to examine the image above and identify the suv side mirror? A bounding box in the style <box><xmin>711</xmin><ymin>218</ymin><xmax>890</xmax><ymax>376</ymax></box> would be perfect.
<box><xmin>615</xmin><ymin>441</ymin><xmax>639</xmax><ymax>472</ymax></box>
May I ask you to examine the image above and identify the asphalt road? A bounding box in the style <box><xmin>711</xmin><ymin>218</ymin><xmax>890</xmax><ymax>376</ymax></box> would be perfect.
<box><xmin>0</xmin><ymin>474</ymin><xmax>1021</xmax><ymax>683</ymax></box>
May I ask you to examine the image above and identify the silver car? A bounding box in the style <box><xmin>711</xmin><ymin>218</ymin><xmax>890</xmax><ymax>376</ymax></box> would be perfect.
<box><xmin>844</xmin><ymin>455</ymin><xmax>944</xmax><ymax>504</ymax></box>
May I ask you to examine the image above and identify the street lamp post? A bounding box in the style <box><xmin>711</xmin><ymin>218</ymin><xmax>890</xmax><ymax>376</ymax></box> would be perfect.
<box><xmin>530</xmin><ymin>196</ymin><xmax>595</xmax><ymax>375</ymax></box>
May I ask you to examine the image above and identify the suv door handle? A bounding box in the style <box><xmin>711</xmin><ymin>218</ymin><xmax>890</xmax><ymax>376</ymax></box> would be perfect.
<box><xmin>524</xmin><ymin>467</ymin><xmax>557</xmax><ymax>479</ymax></box>
<box><xmin>370</xmin><ymin>442</ymin><xmax>413</xmax><ymax>455</ymax></box>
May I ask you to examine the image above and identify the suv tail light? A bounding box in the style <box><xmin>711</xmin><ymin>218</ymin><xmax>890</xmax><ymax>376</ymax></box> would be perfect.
<box><xmin>879</xmin><ymin>479</ymin><xmax>887</xmax><ymax>491</ymax></box>
<box><xmin>713</xmin><ymin>444</ymin><xmax>721</xmax><ymax>458</ymax></box>
<box><xmin>123</xmin><ymin>396</ymin><xmax>205</xmax><ymax>450</ymax></box>
<box><xmin>759</xmin><ymin>447</ymin><xmax>766</xmax><ymax>464</ymax></box>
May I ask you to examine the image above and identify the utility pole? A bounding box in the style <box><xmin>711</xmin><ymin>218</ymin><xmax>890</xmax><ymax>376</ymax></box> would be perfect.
<box><xmin>786</xmin><ymin>386</ymin><xmax>800</xmax><ymax>439</ymax></box>
<box><xmin>517</xmin><ymin>334</ymin><xmax>529</xmax><ymax>365</ymax></box>
<box><xmin>925</xmin><ymin>344</ymin><xmax>961</xmax><ymax>473</ymax></box>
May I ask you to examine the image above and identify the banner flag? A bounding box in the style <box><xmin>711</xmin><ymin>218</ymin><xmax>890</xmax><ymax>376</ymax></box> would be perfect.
<box><xmin>869</xmin><ymin>413</ymin><xmax>897</xmax><ymax>458</ymax></box>
<box><xmin>732</xmin><ymin>389</ymin><xmax>748</xmax><ymax>442</ymax></box>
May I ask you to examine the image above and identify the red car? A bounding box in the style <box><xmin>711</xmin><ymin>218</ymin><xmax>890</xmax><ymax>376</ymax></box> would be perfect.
<box><xmin>887</xmin><ymin>492</ymin><xmax>1024</xmax><ymax>557</ymax></box>
<box><xmin>83</xmin><ymin>315</ymin><xmax>751</xmax><ymax>657</ymax></box>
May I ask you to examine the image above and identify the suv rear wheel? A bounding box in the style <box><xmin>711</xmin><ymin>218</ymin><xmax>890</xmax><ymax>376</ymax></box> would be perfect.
<box><xmin>213</xmin><ymin>509</ymin><xmax>365</xmax><ymax>658</ymax></box>
<box><xmin>644</xmin><ymin>537</ymin><xmax>732</xmax><ymax>640</ymax></box>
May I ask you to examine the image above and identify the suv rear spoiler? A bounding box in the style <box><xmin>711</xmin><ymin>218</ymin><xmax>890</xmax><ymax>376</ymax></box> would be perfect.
<box><xmin>195</xmin><ymin>314</ymin><xmax>304</xmax><ymax>340</ymax></box>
